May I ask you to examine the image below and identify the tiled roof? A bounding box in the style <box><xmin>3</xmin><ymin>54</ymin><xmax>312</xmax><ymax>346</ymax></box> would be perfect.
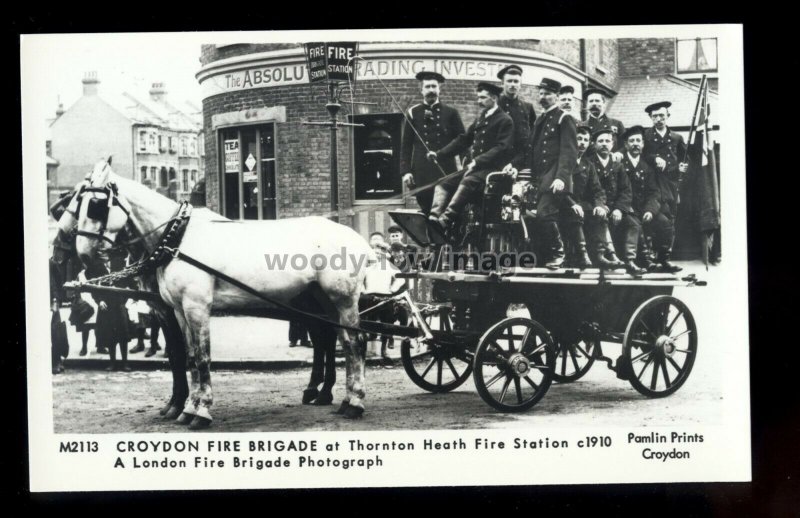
<box><xmin>607</xmin><ymin>75</ymin><xmax>719</xmax><ymax>129</ymax></box>
<box><xmin>69</xmin><ymin>91</ymin><xmax>202</xmax><ymax>132</ymax></box>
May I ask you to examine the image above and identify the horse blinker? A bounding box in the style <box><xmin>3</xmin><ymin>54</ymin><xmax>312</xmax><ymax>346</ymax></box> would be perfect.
<box><xmin>87</xmin><ymin>196</ymin><xmax>110</xmax><ymax>222</ymax></box>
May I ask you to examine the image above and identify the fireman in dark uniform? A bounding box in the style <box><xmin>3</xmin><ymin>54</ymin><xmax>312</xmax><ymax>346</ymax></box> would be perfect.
<box><xmin>561</xmin><ymin>125</ymin><xmax>606</xmax><ymax>268</ymax></box>
<box><xmin>400</xmin><ymin>71</ymin><xmax>466</xmax><ymax>214</ymax></box>
<box><xmin>583</xmin><ymin>88</ymin><xmax>626</xmax><ymax>159</ymax></box>
<box><xmin>496</xmin><ymin>64</ymin><xmax>536</xmax><ymax>173</ymax></box>
<box><xmin>527</xmin><ymin>77</ymin><xmax>578</xmax><ymax>269</ymax></box>
<box><xmin>614</xmin><ymin>126</ymin><xmax>652</xmax><ymax>276</ymax></box>
<box><xmin>642</xmin><ymin>100</ymin><xmax>689</xmax><ymax>205</ymax></box>
<box><xmin>428</xmin><ymin>82</ymin><xmax>514</xmax><ymax>231</ymax></box>
<box><xmin>559</xmin><ymin>85</ymin><xmax>580</xmax><ymax>122</ymax></box>
<box><xmin>589</xmin><ymin>127</ymin><xmax>629</xmax><ymax>269</ymax></box>
<box><xmin>641</xmin><ymin>102</ymin><xmax>686</xmax><ymax>273</ymax></box>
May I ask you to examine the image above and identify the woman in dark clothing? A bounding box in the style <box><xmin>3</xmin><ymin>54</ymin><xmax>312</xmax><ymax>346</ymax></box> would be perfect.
<box><xmin>86</xmin><ymin>255</ymin><xmax>131</xmax><ymax>371</ymax></box>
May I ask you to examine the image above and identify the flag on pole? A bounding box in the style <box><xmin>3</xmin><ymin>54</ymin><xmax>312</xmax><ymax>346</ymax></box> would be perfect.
<box><xmin>689</xmin><ymin>80</ymin><xmax>720</xmax><ymax>268</ymax></box>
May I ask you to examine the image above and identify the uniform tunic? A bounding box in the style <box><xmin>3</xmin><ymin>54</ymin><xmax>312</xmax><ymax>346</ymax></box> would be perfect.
<box><xmin>400</xmin><ymin>102</ymin><xmax>466</xmax><ymax>201</ymax></box>
<box><xmin>590</xmin><ymin>154</ymin><xmax>632</xmax><ymax>215</ymax></box>
<box><xmin>438</xmin><ymin>107</ymin><xmax>514</xmax><ymax>181</ymax></box>
<box><xmin>623</xmin><ymin>151</ymin><xmax>677</xmax><ymax>251</ymax></box>
<box><xmin>498</xmin><ymin>93</ymin><xmax>536</xmax><ymax>170</ymax></box>
<box><xmin>614</xmin><ymin>153</ymin><xmax>659</xmax><ymax>261</ymax></box>
<box><xmin>620</xmin><ymin>153</ymin><xmax>659</xmax><ymax>218</ymax></box>
<box><xmin>529</xmin><ymin>106</ymin><xmax>578</xmax><ymax>219</ymax></box>
<box><xmin>583</xmin><ymin>114</ymin><xmax>626</xmax><ymax>153</ymax></box>
<box><xmin>642</xmin><ymin>126</ymin><xmax>687</xmax><ymax>199</ymax></box>
<box><xmin>563</xmin><ymin>156</ymin><xmax>606</xmax><ymax>224</ymax></box>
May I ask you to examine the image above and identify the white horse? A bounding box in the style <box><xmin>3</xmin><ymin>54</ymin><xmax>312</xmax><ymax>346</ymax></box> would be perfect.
<box><xmin>64</xmin><ymin>159</ymin><xmax>374</xmax><ymax>428</ymax></box>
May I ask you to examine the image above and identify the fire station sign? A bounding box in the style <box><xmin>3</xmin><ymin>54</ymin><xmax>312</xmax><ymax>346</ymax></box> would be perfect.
<box><xmin>303</xmin><ymin>42</ymin><xmax>359</xmax><ymax>83</ymax></box>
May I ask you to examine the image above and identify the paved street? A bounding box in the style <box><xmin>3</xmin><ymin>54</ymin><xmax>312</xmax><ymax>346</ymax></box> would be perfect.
<box><xmin>51</xmin><ymin>260</ymin><xmax>728</xmax><ymax>433</ymax></box>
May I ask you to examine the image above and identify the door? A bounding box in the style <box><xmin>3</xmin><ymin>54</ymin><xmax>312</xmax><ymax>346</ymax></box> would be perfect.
<box><xmin>219</xmin><ymin>123</ymin><xmax>278</xmax><ymax>220</ymax></box>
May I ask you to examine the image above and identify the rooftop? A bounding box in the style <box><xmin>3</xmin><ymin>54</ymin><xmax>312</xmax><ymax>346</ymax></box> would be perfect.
<box><xmin>608</xmin><ymin>74</ymin><xmax>719</xmax><ymax>129</ymax></box>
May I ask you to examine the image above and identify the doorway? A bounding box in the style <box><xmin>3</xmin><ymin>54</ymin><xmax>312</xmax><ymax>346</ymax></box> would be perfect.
<box><xmin>219</xmin><ymin>123</ymin><xmax>277</xmax><ymax>220</ymax></box>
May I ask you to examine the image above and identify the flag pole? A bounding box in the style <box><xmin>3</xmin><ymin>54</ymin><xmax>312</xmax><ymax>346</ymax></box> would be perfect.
<box><xmin>683</xmin><ymin>74</ymin><xmax>707</xmax><ymax>164</ymax></box>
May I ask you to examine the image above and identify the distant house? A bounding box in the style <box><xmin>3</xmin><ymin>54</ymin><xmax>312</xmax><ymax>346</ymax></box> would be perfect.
<box><xmin>48</xmin><ymin>72</ymin><xmax>204</xmax><ymax>201</ymax></box>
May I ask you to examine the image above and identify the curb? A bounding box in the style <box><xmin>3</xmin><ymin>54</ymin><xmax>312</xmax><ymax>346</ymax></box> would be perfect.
<box><xmin>63</xmin><ymin>356</ymin><xmax>401</xmax><ymax>371</ymax></box>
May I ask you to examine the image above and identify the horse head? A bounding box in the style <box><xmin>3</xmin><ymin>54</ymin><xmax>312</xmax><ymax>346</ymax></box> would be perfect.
<box><xmin>70</xmin><ymin>157</ymin><xmax>132</xmax><ymax>265</ymax></box>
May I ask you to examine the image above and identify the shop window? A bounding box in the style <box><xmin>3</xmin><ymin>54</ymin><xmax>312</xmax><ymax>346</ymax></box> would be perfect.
<box><xmin>182</xmin><ymin>169</ymin><xmax>189</xmax><ymax>192</ymax></box>
<box><xmin>140</xmin><ymin>166</ymin><xmax>147</xmax><ymax>182</ymax></box>
<box><xmin>218</xmin><ymin>124</ymin><xmax>277</xmax><ymax>220</ymax></box>
<box><xmin>350</xmin><ymin>113</ymin><xmax>404</xmax><ymax>202</ymax></box>
<box><xmin>191</xmin><ymin>170</ymin><xmax>198</xmax><ymax>186</ymax></box>
<box><xmin>160</xmin><ymin>167</ymin><xmax>168</xmax><ymax>188</ymax></box>
<box><xmin>677</xmin><ymin>38</ymin><xmax>718</xmax><ymax>73</ymax></box>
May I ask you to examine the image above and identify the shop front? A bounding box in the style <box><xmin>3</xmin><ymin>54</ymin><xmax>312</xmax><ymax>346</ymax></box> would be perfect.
<box><xmin>197</xmin><ymin>41</ymin><xmax>601</xmax><ymax>237</ymax></box>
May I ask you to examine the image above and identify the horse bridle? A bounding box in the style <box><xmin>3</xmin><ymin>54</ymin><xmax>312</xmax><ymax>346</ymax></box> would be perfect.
<box><xmin>69</xmin><ymin>182</ymin><xmax>131</xmax><ymax>247</ymax></box>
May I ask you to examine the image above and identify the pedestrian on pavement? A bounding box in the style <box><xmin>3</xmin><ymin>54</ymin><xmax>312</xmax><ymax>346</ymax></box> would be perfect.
<box><xmin>71</xmin><ymin>269</ymin><xmax>98</xmax><ymax>355</ymax></box>
<box><xmin>86</xmin><ymin>253</ymin><xmax>131</xmax><ymax>372</ymax></box>
<box><xmin>130</xmin><ymin>301</ymin><xmax>163</xmax><ymax>357</ymax></box>
<box><xmin>49</xmin><ymin>257</ymin><xmax>68</xmax><ymax>374</ymax></box>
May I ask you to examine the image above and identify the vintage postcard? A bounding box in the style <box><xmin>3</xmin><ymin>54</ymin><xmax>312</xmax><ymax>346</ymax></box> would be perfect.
<box><xmin>22</xmin><ymin>25</ymin><xmax>748</xmax><ymax>491</ymax></box>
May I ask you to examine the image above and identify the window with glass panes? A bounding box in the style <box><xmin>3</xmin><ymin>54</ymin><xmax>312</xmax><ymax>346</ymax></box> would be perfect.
<box><xmin>218</xmin><ymin>123</ymin><xmax>277</xmax><ymax>220</ymax></box>
<box><xmin>677</xmin><ymin>38</ymin><xmax>718</xmax><ymax>73</ymax></box>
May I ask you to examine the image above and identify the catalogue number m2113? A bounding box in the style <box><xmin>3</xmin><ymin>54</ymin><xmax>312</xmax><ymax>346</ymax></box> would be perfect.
<box><xmin>60</xmin><ymin>441</ymin><xmax>99</xmax><ymax>453</ymax></box>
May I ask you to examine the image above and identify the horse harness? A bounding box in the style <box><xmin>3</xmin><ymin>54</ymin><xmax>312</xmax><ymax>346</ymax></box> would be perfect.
<box><xmin>67</xmin><ymin>182</ymin><xmax>132</xmax><ymax>247</ymax></box>
<box><xmin>71</xmin><ymin>197</ymin><xmax>379</xmax><ymax>336</ymax></box>
<box><xmin>73</xmin><ymin>200</ymin><xmax>193</xmax><ymax>288</ymax></box>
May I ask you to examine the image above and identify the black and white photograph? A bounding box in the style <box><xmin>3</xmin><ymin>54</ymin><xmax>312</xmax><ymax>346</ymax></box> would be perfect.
<box><xmin>22</xmin><ymin>25</ymin><xmax>748</xmax><ymax>491</ymax></box>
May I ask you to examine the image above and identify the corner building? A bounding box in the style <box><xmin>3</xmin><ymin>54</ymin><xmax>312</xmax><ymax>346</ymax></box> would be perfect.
<box><xmin>197</xmin><ymin>40</ymin><xmax>618</xmax><ymax>231</ymax></box>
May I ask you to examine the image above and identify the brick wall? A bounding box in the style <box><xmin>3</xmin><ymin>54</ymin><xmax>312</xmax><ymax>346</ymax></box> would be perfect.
<box><xmin>203</xmin><ymin>83</ymin><xmax>354</xmax><ymax>221</ymax></box>
<box><xmin>618</xmin><ymin>38</ymin><xmax>676</xmax><ymax>77</ymax></box>
<box><xmin>201</xmin><ymin>43</ymin><xmax>299</xmax><ymax>65</ymax></box>
<box><xmin>201</xmin><ymin>40</ymin><xmax>584</xmax><ymax>68</ymax></box>
<box><xmin>201</xmin><ymin>39</ymin><xmax>620</xmax><ymax>90</ymax></box>
<box><xmin>584</xmin><ymin>39</ymin><xmax>620</xmax><ymax>90</ymax></box>
<box><xmin>203</xmin><ymin>78</ymin><xmax>549</xmax><ymax>223</ymax></box>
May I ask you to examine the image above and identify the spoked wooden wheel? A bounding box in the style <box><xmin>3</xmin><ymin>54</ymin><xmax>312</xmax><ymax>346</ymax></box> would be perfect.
<box><xmin>622</xmin><ymin>295</ymin><xmax>698</xmax><ymax>398</ymax></box>
<box><xmin>401</xmin><ymin>307</ymin><xmax>473</xmax><ymax>393</ymax></box>
<box><xmin>473</xmin><ymin>317</ymin><xmax>554</xmax><ymax>412</ymax></box>
<box><xmin>552</xmin><ymin>338</ymin><xmax>597</xmax><ymax>383</ymax></box>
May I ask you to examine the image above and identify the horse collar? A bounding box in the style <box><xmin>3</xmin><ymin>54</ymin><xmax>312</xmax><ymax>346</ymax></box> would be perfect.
<box><xmin>149</xmin><ymin>202</ymin><xmax>193</xmax><ymax>268</ymax></box>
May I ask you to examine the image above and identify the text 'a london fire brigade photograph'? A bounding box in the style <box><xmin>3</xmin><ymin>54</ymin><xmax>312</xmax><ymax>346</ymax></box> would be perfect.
<box><xmin>22</xmin><ymin>26</ymin><xmax>749</xmax><ymax>490</ymax></box>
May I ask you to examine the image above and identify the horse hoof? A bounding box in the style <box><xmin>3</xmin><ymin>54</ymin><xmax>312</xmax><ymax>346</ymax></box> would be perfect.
<box><xmin>163</xmin><ymin>406</ymin><xmax>182</xmax><ymax>420</ymax></box>
<box><xmin>189</xmin><ymin>416</ymin><xmax>212</xmax><ymax>430</ymax></box>
<box><xmin>159</xmin><ymin>402</ymin><xmax>172</xmax><ymax>416</ymax></box>
<box><xmin>343</xmin><ymin>405</ymin><xmax>364</xmax><ymax>419</ymax></box>
<box><xmin>313</xmin><ymin>392</ymin><xmax>333</xmax><ymax>406</ymax></box>
<box><xmin>302</xmin><ymin>388</ymin><xmax>319</xmax><ymax>405</ymax></box>
<box><xmin>175</xmin><ymin>412</ymin><xmax>194</xmax><ymax>425</ymax></box>
<box><xmin>334</xmin><ymin>401</ymin><xmax>350</xmax><ymax>415</ymax></box>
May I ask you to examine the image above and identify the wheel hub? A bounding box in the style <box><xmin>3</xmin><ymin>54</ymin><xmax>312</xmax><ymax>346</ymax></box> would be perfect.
<box><xmin>655</xmin><ymin>335</ymin><xmax>676</xmax><ymax>356</ymax></box>
<box><xmin>508</xmin><ymin>353</ymin><xmax>531</xmax><ymax>376</ymax></box>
